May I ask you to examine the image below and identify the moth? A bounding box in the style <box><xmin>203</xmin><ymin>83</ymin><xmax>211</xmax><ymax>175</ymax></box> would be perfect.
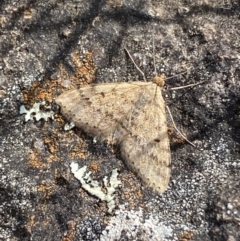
<box><xmin>55</xmin><ymin>75</ymin><xmax>171</xmax><ymax>194</ymax></box>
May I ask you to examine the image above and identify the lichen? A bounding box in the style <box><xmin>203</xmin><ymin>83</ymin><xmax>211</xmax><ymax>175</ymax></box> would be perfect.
<box><xmin>20</xmin><ymin>101</ymin><xmax>54</xmax><ymax>122</ymax></box>
<box><xmin>64</xmin><ymin>122</ymin><xmax>75</xmax><ymax>131</ymax></box>
<box><xmin>70</xmin><ymin>162</ymin><xmax>121</xmax><ymax>213</ymax></box>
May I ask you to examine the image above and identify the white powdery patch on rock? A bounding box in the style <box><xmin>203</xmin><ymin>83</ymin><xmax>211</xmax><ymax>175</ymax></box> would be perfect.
<box><xmin>100</xmin><ymin>204</ymin><xmax>173</xmax><ymax>241</ymax></box>
<box><xmin>20</xmin><ymin>101</ymin><xmax>54</xmax><ymax>122</ymax></box>
<box><xmin>70</xmin><ymin>162</ymin><xmax>121</xmax><ymax>213</ymax></box>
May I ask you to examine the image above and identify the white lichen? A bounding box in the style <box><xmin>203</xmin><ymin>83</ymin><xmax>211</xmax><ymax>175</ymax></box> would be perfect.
<box><xmin>70</xmin><ymin>162</ymin><xmax>121</xmax><ymax>213</ymax></box>
<box><xmin>64</xmin><ymin>122</ymin><xmax>75</xmax><ymax>131</ymax></box>
<box><xmin>20</xmin><ymin>101</ymin><xmax>54</xmax><ymax>122</ymax></box>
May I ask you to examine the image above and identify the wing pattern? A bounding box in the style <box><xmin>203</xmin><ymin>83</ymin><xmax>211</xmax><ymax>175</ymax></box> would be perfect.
<box><xmin>55</xmin><ymin>81</ymin><xmax>170</xmax><ymax>193</ymax></box>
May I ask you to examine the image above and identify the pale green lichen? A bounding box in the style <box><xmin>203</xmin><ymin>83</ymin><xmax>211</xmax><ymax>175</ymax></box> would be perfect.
<box><xmin>70</xmin><ymin>162</ymin><xmax>121</xmax><ymax>213</ymax></box>
<box><xmin>20</xmin><ymin>101</ymin><xmax>54</xmax><ymax>122</ymax></box>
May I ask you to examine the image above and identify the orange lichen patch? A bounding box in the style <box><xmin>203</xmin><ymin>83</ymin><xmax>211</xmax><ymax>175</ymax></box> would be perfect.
<box><xmin>119</xmin><ymin>173</ymin><xmax>143</xmax><ymax>207</ymax></box>
<box><xmin>56</xmin><ymin>51</ymin><xmax>96</xmax><ymax>91</ymax></box>
<box><xmin>62</xmin><ymin>220</ymin><xmax>76</xmax><ymax>241</ymax></box>
<box><xmin>54</xmin><ymin>113</ymin><xmax>66</xmax><ymax>131</ymax></box>
<box><xmin>37</xmin><ymin>183</ymin><xmax>55</xmax><ymax>201</ymax></box>
<box><xmin>22</xmin><ymin>51</ymin><xmax>96</xmax><ymax>107</ymax></box>
<box><xmin>90</xmin><ymin>163</ymin><xmax>98</xmax><ymax>172</ymax></box>
<box><xmin>46</xmin><ymin>154</ymin><xmax>57</xmax><ymax>163</ymax></box>
<box><xmin>70</xmin><ymin>147</ymin><xmax>86</xmax><ymax>159</ymax></box>
<box><xmin>27</xmin><ymin>150</ymin><xmax>46</xmax><ymax>168</ymax></box>
<box><xmin>179</xmin><ymin>231</ymin><xmax>194</xmax><ymax>241</ymax></box>
<box><xmin>44</xmin><ymin>135</ymin><xmax>59</xmax><ymax>155</ymax></box>
<box><xmin>70</xmin><ymin>51</ymin><xmax>96</xmax><ymax>85</ymax></box>
<box><xmin>68</xmin><ymin>134</ymin><xmax>87</xmax><ymax>159</ymax></box>
<box><xmin>43</xmin><ymin>128</ymin><xmax>87</xmax><ymax>161</ymax></box>
<box><xmin>45</xmin><ymin>129</ymin><xmax>87</xmax><ymax>162</ymax></box>
<box><xmin>21</xmin><ymin>50</ymin><xmax>95</xmax><ymax>168</ymax></box>
<box><xmin>22</xmin><ymin>79</ymin><xmax>60</xmax><ymax>108</ymax></box>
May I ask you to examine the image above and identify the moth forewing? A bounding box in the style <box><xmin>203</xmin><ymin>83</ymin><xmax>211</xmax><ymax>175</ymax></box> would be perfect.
<box><xmin>55</xmin><ymin>80</ymin><xmax>171</xmax><ymax>194</ymax></box>
<box><xmin>117</xmin><ymin>82</ymin><xmax>170</xmax><ymax>193</ymax></box>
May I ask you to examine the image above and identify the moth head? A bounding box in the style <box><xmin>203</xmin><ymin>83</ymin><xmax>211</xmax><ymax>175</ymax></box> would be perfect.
<box><xmin>153</xmin><ymin>74</ymin><xmax>165</xmax><ymax>88</ymax></box>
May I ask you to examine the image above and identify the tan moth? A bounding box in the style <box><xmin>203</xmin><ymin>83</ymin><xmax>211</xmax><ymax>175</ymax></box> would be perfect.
<box><xmin>55</xmin><ymin>73</ymin><xmax>171</xmax><ymax>194</ymax></box>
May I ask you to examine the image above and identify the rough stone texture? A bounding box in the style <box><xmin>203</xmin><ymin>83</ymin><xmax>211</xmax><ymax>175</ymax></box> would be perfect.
<box><xmin>0</xmin><ymin>0</ymin><xmax>240</xmax><ymax>241</ymax></box>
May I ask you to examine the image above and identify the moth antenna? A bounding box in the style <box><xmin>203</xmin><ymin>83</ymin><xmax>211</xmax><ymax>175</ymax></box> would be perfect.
<box><xmin>124</xmin><ymin>47</ymin><xmax>146</xmax><ymax>82</ymax></box>
<box><xmin>166</xmin><ymin>105</ymin><xmax>196</xmax><ymax>147</ymax></box>
<box><xmin>152</xmin><ymin>27</ymin><xmax>157</xmax><ymax>77</ymax></box>
<box><xmin>156</xmin><ymin>38</ymin><xmax>203</xmax><ymax>147</ymax></box>
<box><xmin>165</xmin><ymin>71</ymin><xmax>189</xmax><ymax>81</ymax></box>
<box><xmin>169</xmin><ymin>81</ymin><xmax>206</xmax><ymax>90</ymax></box>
